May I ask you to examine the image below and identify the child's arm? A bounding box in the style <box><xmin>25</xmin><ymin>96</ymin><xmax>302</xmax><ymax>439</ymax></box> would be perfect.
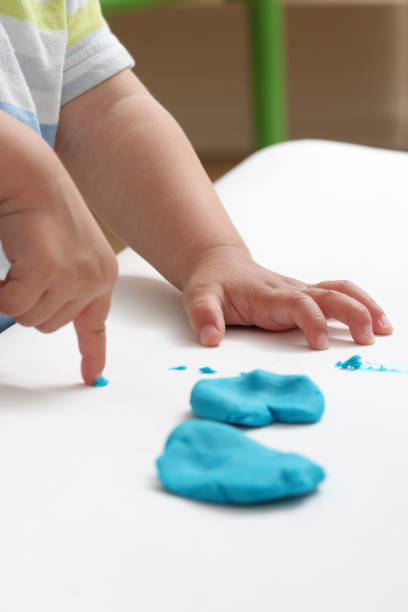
<box><xmin>0</xmin><ymin>110</ymin><xmax>118</xmax><ymax>384</ymax></box>
<box><xmin>55</xmin><ymin>69</ymin><xmax>393</xmax><ymax>350</ymax></box>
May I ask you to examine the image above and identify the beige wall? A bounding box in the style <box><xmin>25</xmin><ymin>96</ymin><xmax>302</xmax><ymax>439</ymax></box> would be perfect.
<box><xmin>288</xmin><ymin>4</ymin><xmax>408</xmax><ymax>150</ymax></box>
<box><xmin>106</xmin><ymin>3</ymin><xmax>408</xmax><ymax>155</ymax></box>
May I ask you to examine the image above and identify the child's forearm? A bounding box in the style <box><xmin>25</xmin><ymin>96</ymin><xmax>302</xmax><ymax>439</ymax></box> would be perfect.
<box><xmin>0</xmin><ymin>110</ymin><xmax>53</xmax><ymax>202</ymax></box>
<box><xmin>55</xmin><ymin>71</ymin><xmax>249</xmax><ymax>290</ymax></box>
<box><xmin>55</xmin><ymin>71</ymin><xmax>393</xmax><ymax>350</ymax></box>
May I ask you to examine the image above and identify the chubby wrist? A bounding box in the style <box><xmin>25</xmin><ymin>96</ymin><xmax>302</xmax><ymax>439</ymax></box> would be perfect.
<box><xmin>180</xmin><ymin>243</ymin><xmax>252</xmax><ymax>290</ymax></box>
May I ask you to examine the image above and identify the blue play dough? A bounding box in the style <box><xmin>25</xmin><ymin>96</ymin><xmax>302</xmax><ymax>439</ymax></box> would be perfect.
<box><xmin>335</xmin><ymin>355</ymin><xmax>363</xmax><ymax>370</ymax></box>
<box><xmin>94</xmin><ymin>376</ymin><xmax>109</xmax><ymax>387</ymax></box>
<box><xmin>157</xmin><ymin>420</ymin><xmax>325</xmax><ymax>504</ymax></box>
<box><xmin>199</xmin><ymin>366</ymin><xmax>217</xmax><ymax>374</ymax></box>
<box><xmin>190</xmin><ymin>369</ymin><xmax>324</xmax><ymax>427</ymax></box>
<box><xmin>169</xmin><ymin>365</ymin><xmax>188</xmax><ymax>371</ymax></box>
<box><xmin>335</xmin><ymin>354</ymin><xmax>408</xmax><ymax>374</ymax></box>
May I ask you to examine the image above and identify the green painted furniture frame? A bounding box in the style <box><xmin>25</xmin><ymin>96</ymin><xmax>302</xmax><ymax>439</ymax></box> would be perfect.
<box><xmin>100</xmin><ymin>0</ymin><xmax>287</xmax><ymax>149</ymax></box>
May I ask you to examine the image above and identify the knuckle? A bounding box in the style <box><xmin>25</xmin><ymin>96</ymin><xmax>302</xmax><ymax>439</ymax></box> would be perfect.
<box><xmin>184</xmin><ymin>283</ymin><xmax>215</xmax><ymax>305</ymax></box>
<box><xmin>289</xmin><ymin>291</ymin><xmax>311</xmax><ymax>308</ymax></box>
<box><xmin>33</xmin><ymin>250</ymin><xmax>60</xmax><ymax>284</ymax></box>
<box><xmin>356</xmin><ymin>306</ymin><xmax>372</xmax><ymax>322</ymax></box>
<box><xmin>186</xmin><ymin>281</ymin><xmax>210</xmax><ymax>297</ymax></box>
<box><xmin>337</xmin><ymin>279</ymin><xmax>356</xmax><ymax>292</ymax></box>
<box><xmin>108</xmin><ymin>254</ymin><xmax>119</xmax><ymax>283</ymax></box>
<box><xmin>189</xmin><ymin>297</ymin><xmax>211</xmax><ymax>316</ymax></box>
<box><xmin>93</xmin><ymin>323</ymin><xmax>106</xmax><ymax>336</ymax></box>
<box><xmin>38</xmin><ymin>262</ymin><xmax>57</xmax><ymax>286</ymax></box>
<box><xmin>96</xmin><ymin>250</ymin><xmax>117</xmax><ymax>282</ymax></box>
<box><xmin>345</xmin><ymin>301</ymin><xmax>371</xmax><ymax>323</ymax></box>
<box><xmin>80</xmin><ymin>251</ymin><xmax>118</xmax><ymax>294</ymax></box>
<box><xmin>318</xmin><ymin>289</ymin><xmax>338</xmax><ymax>302</ymax></box>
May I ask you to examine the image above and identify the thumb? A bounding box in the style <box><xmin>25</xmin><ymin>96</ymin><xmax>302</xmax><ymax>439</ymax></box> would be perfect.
<box><xmin>74</xmin><ymin>294</ymin><xmax>111</xmax><ymax>385</ymax></box>
<box><xmin>183</xmin><ymin>287</ymin><xmax>225</xmax><ymax>347</ymax></box>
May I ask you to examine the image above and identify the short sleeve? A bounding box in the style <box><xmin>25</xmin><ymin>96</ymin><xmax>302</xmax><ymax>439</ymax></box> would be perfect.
<box><xmin>62</xmin><ymin>0</ymin><xmax>135</xmax><ymax>105</ymax></box>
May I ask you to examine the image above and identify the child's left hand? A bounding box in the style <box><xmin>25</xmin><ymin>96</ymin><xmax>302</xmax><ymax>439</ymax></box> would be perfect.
<box><xmin>182</xmin><ymin>246</ymin><xmax>393</xmax><ymax>350</ymax></box>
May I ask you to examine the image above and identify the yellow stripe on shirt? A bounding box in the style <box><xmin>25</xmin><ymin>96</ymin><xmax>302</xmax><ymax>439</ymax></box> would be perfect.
<box><xmin>0</xmin><ymin>0</ymin><xmax>66</xmax><ymax>31</ymax></box>
<box><xmin>67</xmin><ymin>0</ymin><xmax>104</xmax><ymax>48</ymax></box>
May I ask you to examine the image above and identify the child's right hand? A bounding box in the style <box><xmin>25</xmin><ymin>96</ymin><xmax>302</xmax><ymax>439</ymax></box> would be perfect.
<box><xmin>0</xmin><ymin>112</ymin><xmax>118</xmax><ymax>385</ymax></box>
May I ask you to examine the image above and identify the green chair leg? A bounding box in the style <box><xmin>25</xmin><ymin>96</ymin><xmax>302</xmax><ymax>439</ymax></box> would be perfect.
<box><xmin>101</xmin><ymin>0</ymin><xmax>287</xmax><ymax>150</ymax></box>
<box><xmin>247</xmin><ymin>0</ymin><xmax>287</xmax><ymax>148</ymax></box>
<box><xmin>100</xmin><ymin>0</ymin><xmax>179</xmax><ymax>14</ymax></box>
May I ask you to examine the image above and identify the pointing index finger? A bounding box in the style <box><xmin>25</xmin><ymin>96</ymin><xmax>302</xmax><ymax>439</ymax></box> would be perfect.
<box><xmin>74</xmin><ymin>294</ymin><xmax>111</xmax><ymax>386</ymax></box>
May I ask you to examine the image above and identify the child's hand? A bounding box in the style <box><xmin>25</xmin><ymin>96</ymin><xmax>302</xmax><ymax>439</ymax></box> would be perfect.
<box><xmin>0</xmin><ymin>115</ymin><xmax>118</xmax><ymax>385</ymax></box>
<box><xmin>182</xmin><ymin>246</ymin><xmax>393</xmax><ymax>349</ymax></box>
<box><xmin>52</xmin><ymin>71</ymin><xmax>391</xmax><ymax>355</ymax></box>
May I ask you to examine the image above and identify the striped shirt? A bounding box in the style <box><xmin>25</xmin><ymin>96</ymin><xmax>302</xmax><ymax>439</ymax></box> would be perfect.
<box><xmin>0</xmin><ymin>0</ymin><xmax>135</xmax><ymax>332</ymax></box>
<box><xmin>0</xmin><ymin>0</ymin><xmax>135</xmax><ymax>149</ymax></box>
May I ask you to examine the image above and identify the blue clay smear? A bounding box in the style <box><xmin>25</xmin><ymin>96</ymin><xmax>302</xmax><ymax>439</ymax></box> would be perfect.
<box><xmin>335</xmin><ymin>354</ymin><xmax>408</xmax><ymax>374</ymax></box>
<box><xmin>169</xmin><ymin>365</ymin><xmax>188</xmax><ymax>371</ymax></box>
<box><xmin>94</xmin><ymin>376</ymin><xmax>109</xmax><ymax>387</ymax></box>
<box><xmin>335</xmin><ymin>355</ymin><xmax>363</xmax><ymax>370</ymax></box>
<box><xmin>190</xmin><ymin>369</ymin><xmax>325</xmax><ymax>427</ymax></box>
<box><xmin>157</xmin><ymin>420</ymin><xmax>325</xmax><ymax>505</ymax></box>
<box><xmin>199</xmin><ymin>366</ymin><xmax>217</xmax><ymax>374</ymax></box>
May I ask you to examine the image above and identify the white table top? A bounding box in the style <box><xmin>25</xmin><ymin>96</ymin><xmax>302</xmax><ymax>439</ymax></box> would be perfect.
<box><xmin>0</xmin><ymin>139</ymin><xmax>407</xmax><ymax>612</ymax></box>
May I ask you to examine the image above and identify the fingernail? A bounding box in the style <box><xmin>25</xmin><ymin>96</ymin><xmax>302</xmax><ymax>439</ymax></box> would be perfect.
<box><xmin>316</xmin><ymin>332</ymin><xmax>329</xmax><ymax>350</ymax></box>
<box><xmin>378</xmin><ymin>314</ymin><xmax>392</xmax><ymax>328</ymax></box>
<box><xmin>361</xmin><ymin>325</ymin><xmax>375</xmax><ymax>344</ymax></box>
<box><xmin>200</xmin><ymin>324</ymin><xmax>218</xmax><ymax>346</ymax></box>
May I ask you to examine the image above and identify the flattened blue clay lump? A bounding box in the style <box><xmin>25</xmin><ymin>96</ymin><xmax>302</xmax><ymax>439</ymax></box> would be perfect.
<box><xmin>190</xmin><ymin>369</ymin><xmax>324</xmax><ymax>427</ymax></box>
<box><xmin>157</xmin><ymin>420</ymin><xmax>325</xmax><ymax>504</ymax></box>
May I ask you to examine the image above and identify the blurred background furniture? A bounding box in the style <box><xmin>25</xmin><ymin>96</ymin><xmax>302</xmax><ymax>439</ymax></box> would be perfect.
<box><xmin>101</xmin><ymin>1</ymin><xmax>408</xmax><ymax>160</ymax></box>
<box><xmin>100</xmin><ymin>0</ymin><xmax>288</xmax><ymax>150</ymax></box>
<box><xmin>96</xmin><ymin>0</ymin><xmax>408</xmax><ymax>253</ymax></box>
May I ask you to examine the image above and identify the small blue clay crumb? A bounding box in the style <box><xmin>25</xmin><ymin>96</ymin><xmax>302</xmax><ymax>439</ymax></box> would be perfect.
<box><xmin>335</xmin><ymin>355</ymin><xmax>363</xmax><ymax>370</ymax></box>
<box><xmin>168</xmin><ymin>365</ymin><xmax>188</xmax><ymax>371</ymax></box>
<box><xmin>199</xmin><ymin>366</ymin><xmax>217</xmax><ymax>374</ymax></box>
<box><xmin>336</xmin><ymin>355</ymin><xmax>408</xmax><ymax>374</ymax></box>
<box><xmin>94</xmin><ymin>376</ymin><xmax>109</xmax><ymax>387</ymax></box>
